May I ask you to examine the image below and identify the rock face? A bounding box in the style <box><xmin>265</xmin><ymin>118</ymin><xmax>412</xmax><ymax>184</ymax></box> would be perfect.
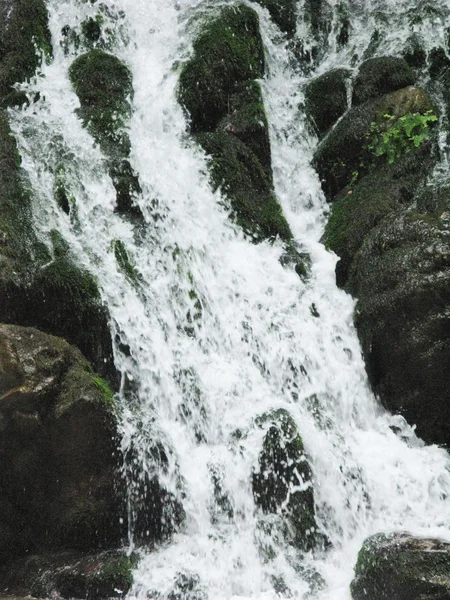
<box><xmin>0</xmin><ymin>324</ymin><xmax>125</xmax><ymax>563</ymax></box>
<box><xmin>351</xmin><ymin>533</ymin><xmax>450</xmax><ymax>600</ymax></box>
<box><xmin>252</xmin><ymin>410</ymin><xmax>320</xmax><ymax>551</ymax></box>
<box><xmin>315</xmin><ymin>56</ymin><xmax>450</xmax><ymax>446</ymax></box>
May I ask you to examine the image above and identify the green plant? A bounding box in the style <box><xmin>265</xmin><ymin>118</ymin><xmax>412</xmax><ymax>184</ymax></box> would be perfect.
<box><xmin>366</xmin><ymin>110</ymin><xmax>437</xmax><ymax>164</ymax></box>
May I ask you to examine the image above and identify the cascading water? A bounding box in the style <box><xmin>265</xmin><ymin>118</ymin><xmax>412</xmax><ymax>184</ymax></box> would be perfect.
<box><xmin>8</xmin><ymin>0</ymin><xmax>450</xmax><ymax>598</ymax></box>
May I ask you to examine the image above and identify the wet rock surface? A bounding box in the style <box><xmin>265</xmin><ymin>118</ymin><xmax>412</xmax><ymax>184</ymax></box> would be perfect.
<box><xmin>315</xmin><ymin>55</ymin><xmax>449</xmax><ymax>445</ymax></box>
<box><xmin>351</xmin><ymin>533</ymin><xmax>450</xmax><ymax>600</ymax></box>
<box><xmin>0</xmin><ymin>324</ymin><xmax>125</xmax><ymax>562</ymax></box>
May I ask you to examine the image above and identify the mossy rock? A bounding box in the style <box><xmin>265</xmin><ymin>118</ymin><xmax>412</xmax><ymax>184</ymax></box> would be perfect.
<box><xmin>0</xmin><ymin>325</ymin><xmax>125</xmax><ymax>562</ymax></box>
<box><xmin>178</xmin><ymin>4</ymin><xmax>265</xmax><ymax>132</ymax></box>
<box><xmin>351</xmin><ymin>533</ymin><xmax>450</xmax><ymax>600</ymax></box>
<box><xmin>0</xmin><ymin>551</ymin><xmax>136</xmax><ymax>598</ymax></box>
<box><xmin>0</xmin><ymin>112</ymin><xmax>113</xmax><ymax>376</ymax></box>
<box><xmin>322</xmin><ymin>144</ymin><xmax>434</xmax><ymax>287</ymax></box>
<box><xmin>109</xmin><ymin>159</ymin><xmax>142</xmax><ymax>216</ymax></box>
<box><xmin>0</xmin><ymin>0</ymin><xmax>52</xmax><ymax>107</ymax></box>
<box><xmin>218</xmin><ymin>80</ymin><xmax>271</xmax><ymax>170</ymax></box>
<box><xmin>252</xmin><ymin>0</ymin><xmax>297</xmax><ymax>36</ymax></box>
<box><xmin>348</xmin><ymin>210</ymin><xmax>450</xmax><ymax>446</ymax></box>
<box><xmin>69</xmin><ymin>50</ymin><xmax>133</xmax><ymax>160</ymax></box>
<box><xmin>314</xmin><ymin>86</ymin><xmax>434</xmax><ymax>199</ymax></box>
<box><xmin>352</xmin><ymin>56</ymin><xmax>415</xmax><ymax>106</ymax></box>
<box><xmin>112</xmin><ymin>239</ymin><xmax>139</xmax><ymax>282</ymax></box>
<box><xmin>197</xmin><ymin>131</ymin><xmax>292</xmax><ymax>242</ymax></box>
<box><xmin>304</xmin><ymin>68</ymin><xmax>351</xmax><ymax>137</ymax></box>
<box><xmin>1</xmin><ymin>257</ymin><xmax>114</xmax><ymax>378</ymax></box>
<box><xmin>253</xmin><ymin>409</ymin><xmax>319</xmax><ymax>551</ymax></box>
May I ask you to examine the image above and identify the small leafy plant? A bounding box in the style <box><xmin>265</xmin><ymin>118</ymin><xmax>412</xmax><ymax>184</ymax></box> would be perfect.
<box><xmin>366</xmin><ymin>110</ymin><xmax>437</xmax><ymax>164</ymax></box>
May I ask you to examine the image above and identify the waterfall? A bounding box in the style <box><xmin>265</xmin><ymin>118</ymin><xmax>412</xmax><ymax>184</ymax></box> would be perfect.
<box><xmin>8</xmin><ymin>0</ymin><xmax>450</xmax><ymax>598</ymax></box>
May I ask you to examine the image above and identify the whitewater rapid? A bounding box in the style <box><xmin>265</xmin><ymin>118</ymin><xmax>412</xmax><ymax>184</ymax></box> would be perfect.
<box><xmin>8</xmin><ymin>0</ymin><xmax>450</xmax><ymax>598</ymax></box>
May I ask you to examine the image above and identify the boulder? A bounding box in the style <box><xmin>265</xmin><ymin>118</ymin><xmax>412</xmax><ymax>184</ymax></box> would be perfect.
<box><xmin>0</xmin><ymin>551</ymin><xmax>136</xmax><ymax>598</ymax></box>
<box><xmin>304</xmin><ymin>68</ymin><xmax>351</xmax><ymax>137</ymax></box>
<box><xmin>0</xmin><ymin>112</ymin><xmax>114</xmax><ymax>376</ymax></box>
<box><xmin>347</xmin><ymin>210</ymin><xmax>450</xmax><ymax>446</ymax></box>
<box><xmin>252</xmin><ymin>409</ymin><xmax>320</xmax><ymax>551</ymax></box>
<box><xmin>178</xmin><ymin>4</ymin><xmax>265</xmax><ymax>132</ymax></box>
<box><xmin>351</xmin><ymin>533</ymin><xmax>450</xmax><ymax>600</ymax></box>
<box><xmin>0</xmin><ymin>324</ymin><xmax>125</xmax><ymax>562</ymax></box>
<box><xmin>314</xmin><ymin>86</ymin><xmax>434</xmax><ymax>199</ymax></box>
<box><xmin>322</xmin><ymin>143</ymin><xmax>433</xmax><ymax>286</ymax></box>
<box><xmin>0</xmin><ymin>0</ymin><xmax>52</xmax><ymax>107</ymax></box>
<box><xmin>352</xmin><ymin>56</ymin><xmax>415</xmax><ymax>106</ymax></box>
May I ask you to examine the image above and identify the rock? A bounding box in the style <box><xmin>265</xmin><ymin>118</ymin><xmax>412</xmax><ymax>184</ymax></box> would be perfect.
<box><xmin>69</xmin><ymin>50</ymin><xmax>132</xmax><ymax>159</ymax></box>
<box><xmin>0</xmin><ymin>0</ymin><xmax>52</xmax><ymax>107</ymax></box>
<box><xmin>69</xmin><ymin>50</ymin><xmax>141</xmax><ymax>217</ymax></box>
<box><xmin>351</xmin><ymin>533</ymin><xmax>450</xmax><ymax>600</ymax></box>
<box><xmin>348</xmin><ymin>210</ymin><xmax>450</xmax><ymax>446</ymax></box>
<box><xmin>0</xmin><ymin>324</ymin><xmax>125</xmax><ymax>562</ymax></box>
<box><xmin>252</xmin><ymin>0</ymin><xmax>297</xmax><ymax>36</ymax></box>
<box><xmin>314</xmin><ymin>86</ymin><xmax>434</xmax><ymax>199</ymax></box>
<box><xmin>352</xmin><ymin>56</ymin><xmax>415</xmax><ymax>106</ymax></box>
<box><xmin>402</xmin><ymin>34</ymin><xmax>427</xmax><ymax>69</ymax></box>
<box><xmin>304</xmin><ymin>68</ymin><xmax>351</xmax><ymax>137</ymax></box>
<box><xmin>218</xmin><ymin>80</ymin><xmax>271</xmax><ymax>170</ymax></box>
<box><xmin>252</xmin><ymin>409</ymin><xmax>319</xmax><ymax>551</ymax></box>
<box><xmin>197</xmin><ymin>132</ymin><xmax>291</xmax><ymax>243</ymax></box>
<box><xmin>178</xmin><ymin>4</ymin><xmax>265</xmax><ymax>132</ymax></box>
<box><xmin>0</xmin><ymin>112</ymin><xmax>114</xmax><ymax>376</ymax></box>
<box><xmin>0</xmin><ymin>551</ymin><xmax>136</xmax><ymax>598</ymax></box>
<box><xmin>322</xmin><ymin>143</ymin><xmax>434</xmax><ymax>287</ymax></box>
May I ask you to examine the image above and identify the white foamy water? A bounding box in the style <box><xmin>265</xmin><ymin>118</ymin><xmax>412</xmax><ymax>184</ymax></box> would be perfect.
<box><xmin>8</xmin><ymin>0</ymin><xmax>450</xmax><ymax>598</ymax></box>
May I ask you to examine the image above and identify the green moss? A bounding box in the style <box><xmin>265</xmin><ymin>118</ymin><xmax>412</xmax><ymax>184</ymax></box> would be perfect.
<box><xmin>92</xmin><ymin>376</ymin><xmax>115</xmax><ymax>405</ymax></box>
<box><xmin>0</xmin><ymin>0</ymin><xmax>53</xmax><ymax>107</ymax></box>
<box><xmin>197</xmin><ymin>132</ymin><xmax>291</xmax><ymax>242</ymax></box>
<box><xmin>112</xmin><ymin>239</ymin><xmax>138</xmax><ymax>281</ymax></box>
<box><xmin>69</xmin><ymin>50</ymin><xmax>133</xmax><ymax>160</ymax></box>
<box><xmin>322</xmin><ymin>145</ymin><xmax>434</xmax><ymax>287</ymax></box>
<box><xmin>178</xmin><ymin>4</ymin><xmax>265</xmax><ymax>132</ymax></box>
<box><xmin>81</xmin><ymin>16</ymin><xmax>103</xmax><ymax>45</ymax></box>
<box><xmin>253</xmin><ymin>409</ymin><xmax>319</xmax><ymax>551</ymax></box>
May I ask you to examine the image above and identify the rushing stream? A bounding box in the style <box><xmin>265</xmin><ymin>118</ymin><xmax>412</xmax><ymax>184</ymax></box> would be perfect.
<box><xmin>8</xmin><ymin>0</ymin><xmax>450</xmax><ymax>598</ymax></box>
